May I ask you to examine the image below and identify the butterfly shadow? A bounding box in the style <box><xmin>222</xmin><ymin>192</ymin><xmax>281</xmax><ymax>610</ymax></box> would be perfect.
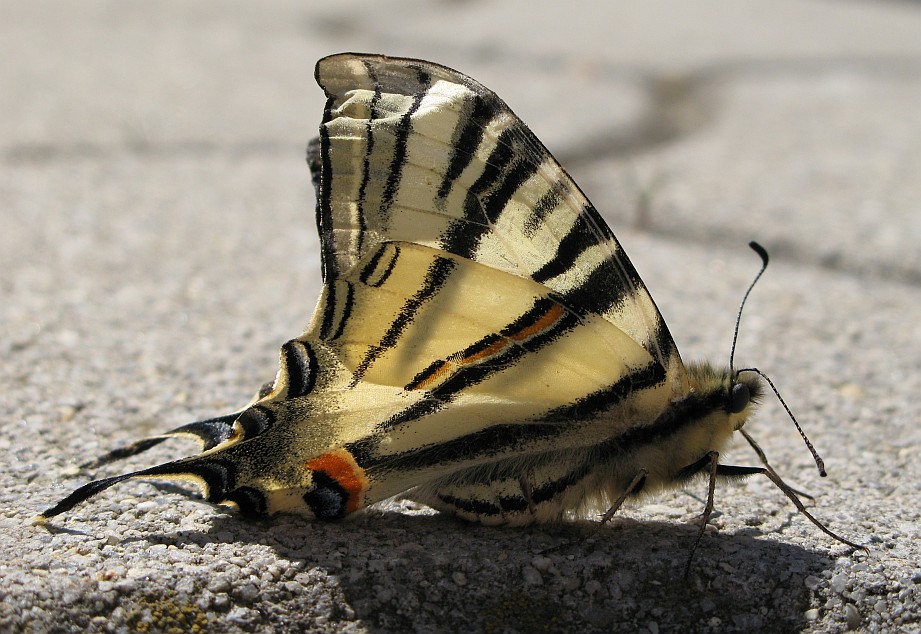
<box><xmin>126</xmin><ymin>495</ymin><xmax>838</xmax><ymax>634</ymax></box>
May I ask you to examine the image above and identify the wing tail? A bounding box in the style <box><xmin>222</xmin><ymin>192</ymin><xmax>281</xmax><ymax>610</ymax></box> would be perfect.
<box><xmin>36</xmin><ymin>445</ymin><xmax>267</xmax><ymax>522</ymax></box>
<box><xmin>79</xmin><ymin>413</ymin><xmax>239</xmax><ymax>470</ymax></box>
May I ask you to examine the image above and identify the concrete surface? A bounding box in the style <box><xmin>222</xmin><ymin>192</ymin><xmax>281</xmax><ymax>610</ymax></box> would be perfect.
<box><xmin>2</xmin><ymin>1</ymin><xmax>919</xmax><ymax>632</ymax></box>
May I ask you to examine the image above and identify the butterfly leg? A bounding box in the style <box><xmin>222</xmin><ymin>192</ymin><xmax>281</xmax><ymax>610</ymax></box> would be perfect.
<box><xmin>517</xmin><ymin>474</ymin><xmax>537</xmax><ymax>516</ymax></box>
<box><xmin>677</xmin><ymin>447</ymin><xmax>864</xmax><ymax>576</ymax></box>
<box><xmin>684</xmin><ymin>451</ymin><xmax>720</xmax><ymax>577</ymax></box>
<box><xmin>539</xmin><ymin>469</ymin><xmax>648</xmax><ymax>555</ymax></box>
<box><xmin>754</xmin><ymin>465</ymin><xmax>866</xmax><ymax>550</ymax></box>
<box><xmin>739</xmin><ymin>428</ymin><xmax>814</xmax><ymax>500</ymax></box>
<box><xmin>677</xmin><ymin>451</ymin><xmax>765</xmax><ymax>576</ymax></box>
<box><xmin>738</xmin><ymin>429</ymin><xmax>864</xmax><ymax>551</ymax></box>
<box><xmin>599</xmin><ymin>469</ymin><xmax>648</xmax><ymax>525</ymax></box>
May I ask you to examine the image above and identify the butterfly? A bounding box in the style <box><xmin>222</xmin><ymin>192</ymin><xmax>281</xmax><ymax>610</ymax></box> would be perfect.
<box><xmin>37</xmin><ymin>53</ymin><xmax>861</xmax><ymax>565</ymax></box>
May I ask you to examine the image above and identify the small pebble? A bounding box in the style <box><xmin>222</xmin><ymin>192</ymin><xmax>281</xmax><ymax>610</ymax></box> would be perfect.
<box><xmin>208</xmin><ymin>577</ymin><xmax>232</xmax><ymax>594</ymax></box>
<box><xmin>212</xmin><ymin>594</ymin><xmax>231</xmax><ymax>611</ymax></box>
<box><xmin>522</xmin><ymin>566</ymin><xmax>542</xmax><ymax>586</ymax></box>
<box><xmin>845</xmin><ymin>603</ymin><xmax>861</xmax><ymax>630</ymax></box>
<box><xmin>804</xmin><ymin>575</ymin><xmax>822</xmax><ymax>591</ymax></box>
<box><xmin>135</xmin><ymin>501</ymin><xmax>159</xmax><ymax>514</ymax></box>
<box><xmin>560</xmin><ymin>576</ymin><xmax>580</xmax><ymax>592</ymax></box>
<box><xmin>531</xmin><ymin>555</ymin><xmax>552</xmax><ymax>571</ymax></box>
<box><xmin>236</xmin><ymin>583</ymin><xmax>259</xmax><ymax>603</ymax></box>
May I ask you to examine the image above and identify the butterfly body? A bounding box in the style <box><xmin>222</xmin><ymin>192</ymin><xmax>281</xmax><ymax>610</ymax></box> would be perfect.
<box><xmin>390</xmin><ymin>359</ymin><xmax>744</xmax><ymax>521</ymax></box>
<box><xmin>37</xmin><ymin>54</ymin><xmax>860</xmax><ymax>560</ymax></box>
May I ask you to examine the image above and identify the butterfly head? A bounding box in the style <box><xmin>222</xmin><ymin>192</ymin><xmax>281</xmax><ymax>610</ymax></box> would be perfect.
<box><xmin>685</xmin><ymin>361</ymin><xmax>764</xmax><ymax>432</ymax></box>
<box><xmin>727</xmin><ymin>369</ymin><xmax>765</xmax><ymax>429</ymax></box>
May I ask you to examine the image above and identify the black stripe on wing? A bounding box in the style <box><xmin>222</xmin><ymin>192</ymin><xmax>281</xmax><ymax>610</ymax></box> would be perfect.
<box><xmin>522</xmin><ymin>183</ymin><xmax>565</xmax><ymax>238</ymax></box>
<box><xmin>279</xmin><ymin>340</ymin><xmax>319</xmax><ymax>399</ymax></box>
<box><xmin>531</xmin><ymin>206</ymin><xmax>603</xmax><ymax>284</ymax></box>
<box><xmin>358</xmin><ymin>242</ymin><xmax>401</xmax><ymax>288</ymax></box>
<box><xmin>378</xmin><ymin>67</ymin><xmax>428</xmax><ymax>224</ymax></box>
<box><xmin>351</xmin><ymin>62</ymin><xmax>383</xmax><ymax>260</ymax></box>
<box><xmin>234</xmin><ymin>405</ymin><xmax>276</xmax><ymax>440</ymax></box>
<box><xmin>319</xmin><ymin>281</ymin><xmax>355</xmax><ymax>342</ymax></box>
<box><xmin>79</xmin><ymin>413</ymin><xmax>240</xmax><ymax>471</ymax></box>
<box><xmin>539</xmin><ymin>361</ymin><xmax>666</xmax><ymax>423</ymax></box>
<box><xmin>437</xmin><ymin>97</ymin><xmax>498</xmax><ymax>199</ymax></box>
<box><xmin>394</xmin><ymin>298</ymin><xmax>579</xmax><ymax>420</ymax></box>
<box><xmin>439</xmin><ymin>127</ymin><xmax>541</xmax><ymax>260</ymax></box>
<box><xmin>560</xmin><ymin>254</ymin><xmax>643</xmax><ymax>321</ymax></box>
<box><xmin>316</xmin><ymin>122</ymin><xmax>337</xmax><ymax>283</ymax></box>
<box><xmin>364</xmin><ymin>361</ymin><xmax>709</xmax><ymax>496</ymax></box>
<box><xmin>37</xmin><ymin>455</ymin><xmax>247</xmax><ymax>520</ymax></box>
<box><xmin>435</xmin><ymin>457</ymin><xmax>596</xmax><ymax>516</ymax></box>
<box><xmin>350</xmin><ymin>254</ymin><xmax>457</xmax><ymax>384</ymax></box>
<box><xmin>363</xmin><ymin>362</ymin><xmax>661</xmax><ymax>473</ymax></box>
<box><xmin>354</xmin><ymin>422</ymin><xmax>572</xmax><ymax>474</ymax></box>
<box><xmin>404</xmin><ymin>296</ymin><xmax>574</xmax><ymax>391</ymax></box>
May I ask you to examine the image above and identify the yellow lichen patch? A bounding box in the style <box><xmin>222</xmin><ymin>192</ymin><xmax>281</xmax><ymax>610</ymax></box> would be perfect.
<box><xmin>125</xmin><ymin>590</ymin><xmax>209</xmax><ymax>634</ymax></box>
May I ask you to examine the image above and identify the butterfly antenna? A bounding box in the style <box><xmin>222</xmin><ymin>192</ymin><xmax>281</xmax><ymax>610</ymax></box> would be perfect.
<box><xmin>729</xmin><ymin>241</ymin><xmax>770</xmax><ymax>374</ymax></box>
<box><xmin>730</xmin><ymin>242</ymin><xmax>827</xmax><ymax>477</ymax></box>
<box><xmin>737</xmin><ymin>367</ymin><xmax>827</xmax><ymax>477</ymax></box>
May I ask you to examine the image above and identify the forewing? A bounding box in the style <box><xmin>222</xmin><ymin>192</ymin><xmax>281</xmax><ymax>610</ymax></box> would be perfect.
<box><xmin>313</xmin><ymin>53</ymin><xmax>686</xmax><ymax>393</ymax></box>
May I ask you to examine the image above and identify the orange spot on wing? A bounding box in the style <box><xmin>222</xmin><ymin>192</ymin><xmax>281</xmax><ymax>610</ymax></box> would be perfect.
<box><xmin>408</xmin><ymin>360</ymin><xmax>453</xmax><ymax>391</ymax></box>
<box><xmin>508</xmin><ymin>302</ymin><xmax>565</xmax><ymax>342</ymax></box>
<box><xmin>407</xmin><ymin>302</ymin><xmax>566</xmax><ymax>392</ymax></box>
<box><xmin>460</xmin><ymin>338</ymin><xmax>508</xmax><ymax>363</ymax></box>
<box><xmin>306</xmin><ymin>450</ymin><xmax>369</xmax><ymax>514</ymax></box>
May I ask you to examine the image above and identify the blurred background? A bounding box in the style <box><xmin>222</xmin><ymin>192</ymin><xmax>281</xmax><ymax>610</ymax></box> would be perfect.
<box><xmin>5</xmin><ymin>0</ymin><xmax>921</xmax><ymax>282</ymax></box>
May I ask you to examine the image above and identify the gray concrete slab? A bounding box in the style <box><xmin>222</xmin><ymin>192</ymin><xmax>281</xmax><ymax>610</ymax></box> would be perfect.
<box><xmin>2</xmin><ymin>1</ymin><xmax>919</xmax><ymax>632</ymax></box>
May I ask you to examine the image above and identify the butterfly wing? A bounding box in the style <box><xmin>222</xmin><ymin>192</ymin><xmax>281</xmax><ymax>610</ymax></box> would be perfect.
<box><xmin>313</xmin><ymin>53</ymin><xmax>685</xmax><ymax>391</ymax></box>
<box><xmin>39</xmin><ymin>53</ymin><xmax>689</xmax><ymax>523</ymax></box>
<box><xmin>40</xmin><ymin>239</ymin><xmax>668</xmax><ymax>520</ymax></box>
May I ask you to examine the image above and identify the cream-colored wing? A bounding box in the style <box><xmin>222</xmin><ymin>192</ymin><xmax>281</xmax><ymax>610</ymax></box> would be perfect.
<box><xmin>312</xmin><ymin>53</ymin><xmax>686</xmax><ymax>396</ymax></box>
<box><xmin>38</xmin><ymin>53</ymin><xmax>682</xmax><ymax>524</ymax></box>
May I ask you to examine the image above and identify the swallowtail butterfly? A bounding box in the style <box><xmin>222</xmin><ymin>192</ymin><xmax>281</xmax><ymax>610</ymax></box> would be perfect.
<box><xmin>38</xmin><ymin>53</ymin><xmax>860</xmax><ymax>564</ymax></box>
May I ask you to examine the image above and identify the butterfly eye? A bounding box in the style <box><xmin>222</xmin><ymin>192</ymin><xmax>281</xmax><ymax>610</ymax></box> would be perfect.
<box><xmin>728</xmin><ymin>382</ymin><xmax>750</xmax><ymax>414</ymax></box>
